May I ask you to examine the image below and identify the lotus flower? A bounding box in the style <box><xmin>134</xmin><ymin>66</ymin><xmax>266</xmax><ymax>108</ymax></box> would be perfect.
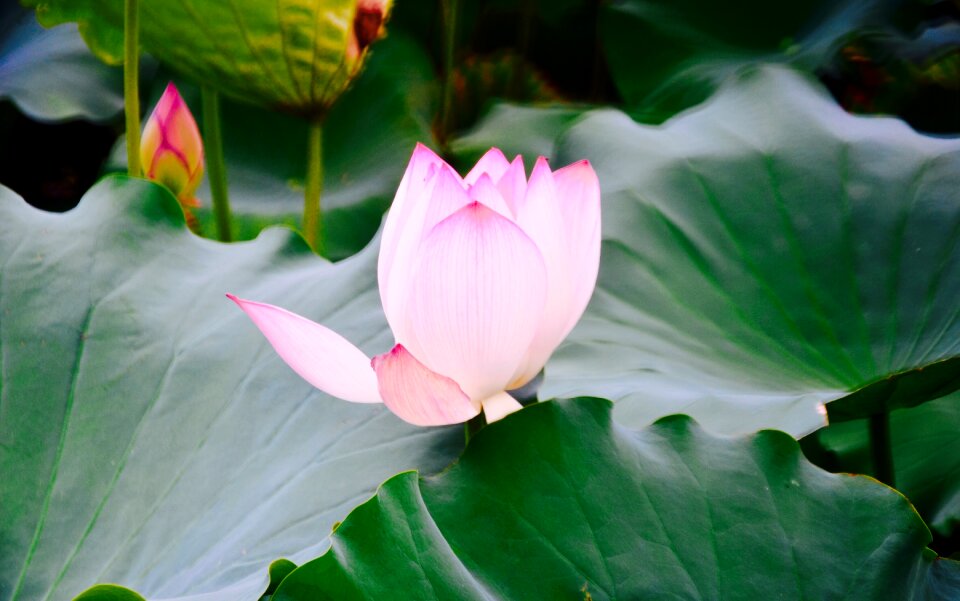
<box><xmin>228</xmin><ymin>145</ymin><xmax>600</xmax><ymax>426</ymax></box>
<box><xmin>140</xmin><ymin>82</ymin><xmax>204</xmax><ymax>209</ymax></box>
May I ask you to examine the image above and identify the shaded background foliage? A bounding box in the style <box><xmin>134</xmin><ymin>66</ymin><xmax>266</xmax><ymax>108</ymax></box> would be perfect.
<box><xmin>1</xmin><ymin>0</ymin><xmax>960</xmax><ymax>598</ymax></box>
<box><xmin>3</xmin><ymin>0</ymin><xmax>958</xmax><ymax>216</ymax></box>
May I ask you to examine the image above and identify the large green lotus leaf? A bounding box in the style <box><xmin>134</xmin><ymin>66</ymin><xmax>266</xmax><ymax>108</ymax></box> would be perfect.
<box><xmin>809</xmin><ymin>390</ymin><xmax>960</xmax><ymax>538</ymax></box>
<box><xmin>542</xmin><ymin>66</ymin><xmax>960</xmax><ymax>437</ymax></box>
<box><xmin>264</xmin><ymin>398</ymin><xmax>960</xmax><ymax>600</ymax></box>
<box><xmin>0</xmin><ymin>10</ymin><xmax>122</xmax><ymax>122</ymax></box>
<box><xmin>602</xmin><ymin>0</ymin><xmax>900</xmax><ymax>120</ymax></box>
<box><xmin>0</xmin><ymin>176</ymin><xmax>462</xmax><ymax>601</ymax></box>
<box><xmin>22</xmin><ymin>0</ymin><xmax>365</xmax><ymax>114</ymax></box>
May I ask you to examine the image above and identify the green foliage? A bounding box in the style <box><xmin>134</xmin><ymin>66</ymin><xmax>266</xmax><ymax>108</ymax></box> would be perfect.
<box><xmin>601</xmin><ymin>0</ymin><xmax>903</xmax><ymax>120</ymax></box>
<box><xmin>0</xmin><ymin>177</ymin><xmax>462</xmax><ymax>601</ymax></box>
<box><xmin>188</xmin><ymin>32</ymin><xmax>438</xmax><ymax>258</ymax></box>
<box><xmin>22</xmin><ymin>0</ymin><xmax>369</xmax><ymax>115</ymax></box>
<box><xmin>271</xmin><ymin>398</ymin><xmax>959</xmax><ymax>600</ymax></box>
<box><xmin>0</xmin><ymin>12</ymin><xmax>122</xmax><ymax>122</ymax></box>
<box><xmin>808</xmin><ymin>390</ymin><xmax>960</xmax><ymax>538</ymax></box>
<box><xmin>543</xmin><ymin>66</ymin><xmax>960</xmax><ymax>437</ymax></box>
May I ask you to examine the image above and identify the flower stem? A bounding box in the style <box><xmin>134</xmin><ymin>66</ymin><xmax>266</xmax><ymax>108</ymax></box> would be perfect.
<box><xmin>124</xmin><ymin>0</ymin><xmax>141</xmax><ymax>177</ymax></box>
<box><xmin>869</xmin><ymin>412</ymin><xmax>895</xmax><ymax>487</ymax></box>
<box><xmin>439</xmin><ymin>0</ymin><xmax>458</xmax><ymax>146</ymax></box>
<box><xmin>201</xmin><ymin>88</ymin><xmax>233</xmax><ymax>242</ymax></box>
<box><xmin>303</xmin><ymin>120</ymin><xmax>324</xmax><ymax>255</ymax></box>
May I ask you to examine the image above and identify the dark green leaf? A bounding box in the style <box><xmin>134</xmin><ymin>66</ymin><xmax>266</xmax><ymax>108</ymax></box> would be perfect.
<box><xmin>602</xmin><ymin>0</ymin><xmax>901</xmax><ymax>119</ymax></box>
<box><xmin>272</xmin><ymin>398</ymin><xmax>959</xmax><ymax>600</ymax></box>
<box><xmin>811</xmin><ymin>390</ymin><xmax>960</xmax><ymax>538</ymax></box>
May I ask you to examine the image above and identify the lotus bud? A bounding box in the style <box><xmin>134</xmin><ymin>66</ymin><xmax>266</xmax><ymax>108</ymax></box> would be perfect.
<box><xmin>140</xmin><ymin>83</ymin><xmax>204</xmax><ymax>209</ymax></box>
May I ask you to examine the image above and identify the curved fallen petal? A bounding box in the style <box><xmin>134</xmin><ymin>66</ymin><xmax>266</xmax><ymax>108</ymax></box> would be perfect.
<box><xmin>227</xmin><ymin>295</ymin><xmax>382</xmax><ymax>404</ymax></box>
<box><xmin>372</xmin><ymin>344</ymin><xmax>480</xmax><ymax>426</ymax></box>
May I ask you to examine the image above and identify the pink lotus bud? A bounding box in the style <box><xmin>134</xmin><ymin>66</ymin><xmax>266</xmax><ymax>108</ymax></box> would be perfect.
<box><xmin>140</xmin><ymin>83</ymin><xmax>204</xmax><ymax>207</ymax></box>
<box><xmin>229</xmin><ymin>145</ymin><xmax>601</xmax><ymax>427</ymax></box>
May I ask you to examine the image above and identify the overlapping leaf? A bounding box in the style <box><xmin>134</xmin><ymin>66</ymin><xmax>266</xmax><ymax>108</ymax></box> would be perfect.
<box><xmin>543</xmin><ymin>66</ymin><xmax>960</xmax><ymax>437</ymax></box>
<box><xmin>0</xmin><ymin>177</ymin><xmax>462</xmax><ymax>601</ymax></box>
<box><xmin>268</xmin><ymin>399</ymin><xmax>960</xmax><ymax>600</ymax></box>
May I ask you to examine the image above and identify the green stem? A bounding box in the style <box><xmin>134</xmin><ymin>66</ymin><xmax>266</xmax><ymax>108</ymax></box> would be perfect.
<box><xmin>303</xmin><ymin>120</ymin><xmax>324</xmax><ymax>255</ymax></box>
<box><xmin>869</xmin><ymin>412</ymin><xmax>895</xmax><ymax>487</ymax></box>
<box><xmin>124</xmin><ymin>0</ymin><xmax>141</xmax><ymax>177</ymax></box>
<box><xmin>201</xmin><ymin>88</ymin><xmax>233</xmax><ymax>242</ymax></box>
<box><xmin>439</xmin><ymin>0</ymin><xmax>458</xmax><ymax>146</ymax></box>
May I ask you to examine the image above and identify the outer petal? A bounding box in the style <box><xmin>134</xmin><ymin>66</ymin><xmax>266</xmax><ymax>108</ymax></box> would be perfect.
<box><xmin>147</xmin><ymin>149</ymin><xmax>192</xmax><ymax>197</ymax></box>
<box><xmin>372</xmin><ymin>344</ymin><xmax>480</xmax><ymax>426</ymax></box>
<box><xmin>511</xmin><ymin>158</ymin><xmax>601</xmax><ymax>386</ymax></box>
<box><xmin>464</xmin><ymin>147</ymin><xmax>510</xmax><ymax>185</ymax></box>
<box><xmin>378</xmin><ymin>143</ymin><xmax>448</xmax><ymax>320</ymax></box>
<box><xmin>386</xmin><ymin>165</ymin><xmax>471</xmax><ymax>353</ymax></box>
<box><xmin>161</xmin><ymin>88</ymin><xmax>203</xmax><ymax>170</ymax></box>
<box><xmin>227</xmin><ymin>295</ymin><xmax>382</xmax><ymax>404</ymax></box>
<box><xmin>406</xmin><ymin>202</ymin><xmax>547</xmax><ymax>401</ymax></box>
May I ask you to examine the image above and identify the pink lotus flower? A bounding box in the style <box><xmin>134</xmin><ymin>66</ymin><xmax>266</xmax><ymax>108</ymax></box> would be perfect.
<box><xmin>229</xmin><ymin>145</ymin><xmax>600</xmax><ymax>426</ymax></box>
<box><xmin>140</xmin><ymin>82</ymin><xmax>204</xmax><ymax>208</ymax></box>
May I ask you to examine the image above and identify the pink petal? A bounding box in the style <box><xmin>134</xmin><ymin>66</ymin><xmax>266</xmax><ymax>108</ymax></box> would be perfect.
<box><xmin>406</xmin><ymin>202</ymin><xmax>547</xmax><ymax>401</ymax></box>
<box><xmin>378</xmin><ymin>143</ymin><xmax>447</xmax><ymax>319</ymax></box>
<box><xmin>495</xmin><ymin>155</ymin><xmax>527</xmax><ymax>216</ymax></box>
<box><xmin>372</xmin><ymin>344</ymin><xmax>480</xmax><ymax>426</ymax></box>
<box><xmin>511</xmin><ymin>158</ymin><xmax>601</xmax><ymax>387</ymax></box>
<box><xmin>467</xmin><ymin>173</ymin><xmax>513</xmax><ymax>219</ymax></box>
<box><xmin>227</xmin><ymin>295</ymin><xmax>382</xmax><ymax>404</ymax></box>
<box><xmin>464</xmin><ymin>147</ymin><xmax>510</xmax><ymax>185</ymax></box>
<box><xmin>422</xmin><ymin>164</ymin><xmax>472</xmax><ymax>232</ymax></box>
<box><xmin>385</xmin><ymin>165</ymin><xmax>472</xmax><ymax>353</ymax></box>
